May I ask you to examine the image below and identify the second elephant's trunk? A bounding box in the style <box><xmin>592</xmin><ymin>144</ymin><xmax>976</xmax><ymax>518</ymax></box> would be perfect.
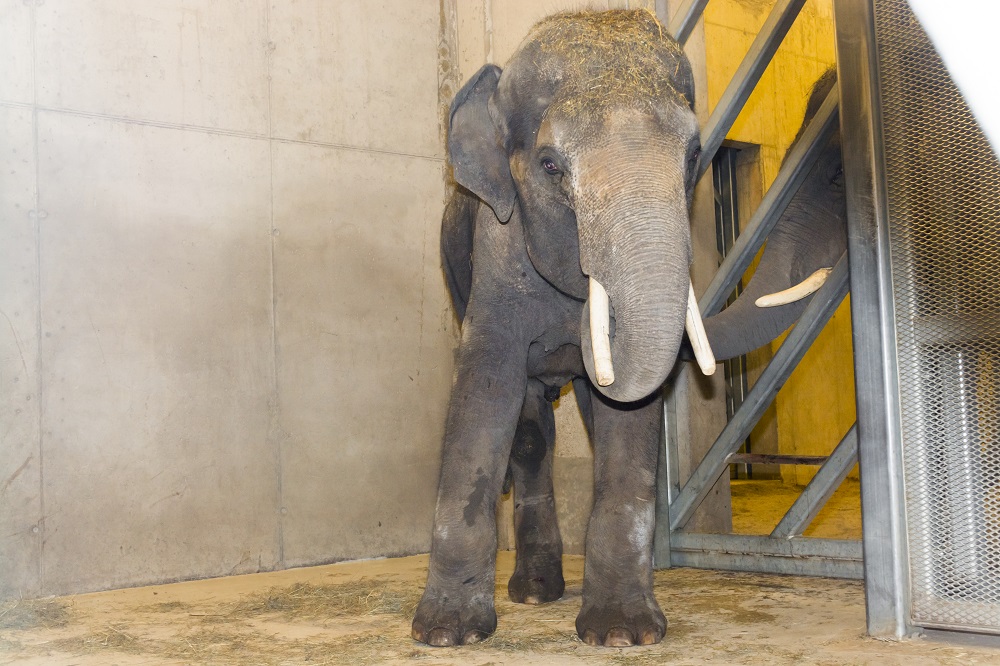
<box><xmin>703</xmin><ymin>199</ymin><xmax>847</xmax><ymax>360</ymax></box>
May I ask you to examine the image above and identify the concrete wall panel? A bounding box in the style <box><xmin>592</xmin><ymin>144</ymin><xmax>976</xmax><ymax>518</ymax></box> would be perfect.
<box><xmin>0</xmin><ymin>107</ymin><xmax>42</xmax><ymax>599</ymax></box>
<box><xmin>0</xmin><ymin>0</ymin><xmax>33</xmax><ymax>104</ymax></box>
<box><xmin>269</xmin><ymin>0</ymin><xmax>441</xmax><ymax>157</ymax></box>
<box><xmin>272</xmin><ymin>141</ymin><xmax>454</xmax><ymax>566</ymax></box>
<box><xmin>34</xmin><ymin>0</ymin><xmax>270</xmax><ymax>134</ymax></box>
<box><xmin>36</xmin><ymin>114</ymin><xmax>278</xmax><ymax>595</ymax></box>
<box><xmin>490</xmin><ymin>0</ymin><xmax>607</xmax><ymax>66</ymax></box>
<box><xmin>455</xmin><ymin>0</ymin><xmax>487</xmax><ymax>83</ymax></box>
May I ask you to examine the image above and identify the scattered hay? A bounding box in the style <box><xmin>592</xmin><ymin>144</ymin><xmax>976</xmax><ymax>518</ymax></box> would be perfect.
<box><xmin>80</xmin><ymin>623</ymin><xmax>140</xmax><ymax>650</ymax></box>
<box><xmin>226</xmin><ymin>579</ymin><xmax>421</xmax><ymax>622</ymax></box>
<box><xmin>0</xmin><ymin>597</ymin><xmax>71</xmax><ymax>630</ymax></box>
<box><xmin>527</xmin><ymin>10</ymin><xmax>691</xmax><ymax>117</ymax></box>
<box><xmin>606</xmin><ymin>648</ymin><xmax>685</xmax><ymax>666</ymax></box>
<box><xmin>0</xmin><ymin>636</ymin><xmax>23</xmax><ymax>653</ymax></box>
<box><xmin>45</xmin><ymin>624</ymin><xmax>331</xmax><ymax>666</ymax></box>
<box><xmin>146</xmin><ymin>600</ymin><xmax>188</xmax><ymax>613</ymax></box>
<box><xmin>470</xmin><ymin>626</ymin><xmax>570</xmax><ymax>653</ymax></box>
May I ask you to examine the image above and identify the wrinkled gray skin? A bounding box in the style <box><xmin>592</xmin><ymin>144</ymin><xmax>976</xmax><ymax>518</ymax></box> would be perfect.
<box><xmin>413</xmin><ymin>11</ymin><xmax>845</xmax><ymax>649</ymax></box>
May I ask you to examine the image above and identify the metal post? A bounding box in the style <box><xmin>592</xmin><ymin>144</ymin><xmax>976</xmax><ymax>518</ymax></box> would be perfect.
<box><xmin>834</xmin><ymin>0</ymin><xmax>913</xmax><ymax>638</ymax></box>
<box><xmin>666</xmin><ymin>0</ymin><xmax>710</xmax><ymax>45</ymax></box>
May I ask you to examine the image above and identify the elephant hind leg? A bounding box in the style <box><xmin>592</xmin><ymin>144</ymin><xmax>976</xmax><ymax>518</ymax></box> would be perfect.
<box><xmin>507</xmin><ymin>378</ymin><xmax>565</xmax><ymax>605</ymax></box>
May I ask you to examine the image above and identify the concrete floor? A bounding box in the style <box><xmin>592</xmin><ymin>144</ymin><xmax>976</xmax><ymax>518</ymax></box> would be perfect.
<box><xmin>2</xmin><ymin>480</ymin><xmax>998</xmax><ymax>665</ymax></box>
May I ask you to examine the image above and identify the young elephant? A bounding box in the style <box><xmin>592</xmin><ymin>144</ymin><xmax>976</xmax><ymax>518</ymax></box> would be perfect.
<box><xmin>412</xmin><ymin>11</ymin><xmax>706</xmax><ymax>647</ymax></box>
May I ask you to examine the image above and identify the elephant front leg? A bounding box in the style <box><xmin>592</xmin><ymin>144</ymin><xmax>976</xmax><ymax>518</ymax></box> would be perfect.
<box><xmin>508</xmin><ymin>379</ymin><xmax>565</xmax><ymax>605</ymax></box>
<box><xmin>576</xmin><ymin>387</ymin><xmax>666</xmax><ymax>647</ymax></box>
<box><xmin>412</xmin><ymin>326</ymin><xmax>528</xmax><ymax>647</ymax></box>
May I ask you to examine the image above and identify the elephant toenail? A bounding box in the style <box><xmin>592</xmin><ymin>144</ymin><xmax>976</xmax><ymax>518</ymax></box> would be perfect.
<box><xmin>605</xmin><ymin>628</ymin><xmax>635</xmax><ymax>647</ymax></box>
<box><xmin>639</xmin><ymin>628</ymin><xmax>662</xmax><ymax>645</ymax></box>
<box><xmin>426</xmin><ymin>627</ymin><xmax>457</xmax><ymax>647</ymax></box>
<box><xmin>582</xmin><ymin>629</ymin><xmax>601</xmax><ymax>646</ymax></box>
<box><xmin>463</xmin><ymin>629</ymin><xmax>488</xmax><ymax>644</ymax></box>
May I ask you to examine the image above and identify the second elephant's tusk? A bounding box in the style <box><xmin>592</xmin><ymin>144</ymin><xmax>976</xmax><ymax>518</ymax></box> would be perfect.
<box><xmin>755</xmin><ymin>267</ymin><xmax>834</xmax><ymax>308</ymax></box>
<box><xmin>686</xmin><ymin>281</ymin><xmax>716</xmax><ymax>376</ymax></box>
<box><xmin>589</xmin><ymin>278</ymin><xmax>615</xmax><ymax>387</ymax></box>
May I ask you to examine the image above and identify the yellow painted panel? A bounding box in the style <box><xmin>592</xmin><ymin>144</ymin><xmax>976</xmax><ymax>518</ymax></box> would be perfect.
<box><xmin>703</xmin><ymin>0</ymin><xmax>854</xmax><ymax>480</ymax></box>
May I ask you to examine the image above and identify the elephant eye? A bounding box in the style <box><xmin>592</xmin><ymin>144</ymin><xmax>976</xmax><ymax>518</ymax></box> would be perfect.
<box><xmin>541</xmin><ymin>158</ymin><xmax>561</xmax><ymax>175</ymax></box>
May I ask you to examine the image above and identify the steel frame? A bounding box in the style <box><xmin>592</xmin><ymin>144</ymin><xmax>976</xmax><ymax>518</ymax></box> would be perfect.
<box><xmin>654</xmin><ymin>0</ymin><xmax>866</xmax><ymax>585</ymax></box>
<box><xmin>833</xmin><ymin>0</ymin><xmax>914</xmax><ymax>638</ymax></box>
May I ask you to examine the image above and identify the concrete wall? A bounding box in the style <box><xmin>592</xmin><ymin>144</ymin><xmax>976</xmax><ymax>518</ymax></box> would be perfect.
<box><xmin>1</xmin><ymin>0</ymin><xmax>456</xmax><ymax>598</ymax></box>
<box><xmin>1</xmin><ymin>0</ymin><xmax>730</xmax><ymax>598</ymax></box>
<box><xmin>702</xmin><ymin>0</ymin><xmax>857</xmax><ymax>486</ymax></box>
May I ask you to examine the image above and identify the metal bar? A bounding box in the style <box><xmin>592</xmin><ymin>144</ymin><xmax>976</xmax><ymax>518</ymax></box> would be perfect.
<box><xmin>670</xmin><ymin>254</ymin><xmax>850</xmax><ymax>531</ymax></box>
<box><xmin>666</xmin><ymin>0</ymin><xmax>710</xmax><ymax>46</ymax></box>
<box><xmin>698</xmin><ymin>0</ymin><xmax>809</xmax><ymax>175</ymax></box>
<box><xmin>670</xmin><ymin>532</ymin><xmax>863</xmax><ymax>579</ymax></box>
<box><xmin>653</xmin><ymin>396</ymin><xmax>674</xmax><ymax>569</ymax></box>
<box><xmin>700</xmin><ymin>87</ymin><xmax>840</xmax><ymax>317</ymax></box>
<box><xmin>834</xmin><ymin>0</ymin><xmax>913</xmax><ymax>638</ymax></box>
<box><xmin>727</xmin><ymin>453</ymin><xmax>829</xmax><ymax>466</ymax></box>
<box><xmin>771</xmin><ymin>424</ymin><xmax>859</xmax><ymax>539</ymax></box>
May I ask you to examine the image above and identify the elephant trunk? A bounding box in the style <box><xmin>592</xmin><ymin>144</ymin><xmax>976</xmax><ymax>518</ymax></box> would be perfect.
<box><xmin>576</xmin><ymin>162</ymin><xmax>692</xmax><ymax>403</ymax></box>
<box><xmin>703</xmin><ymin>199</ymin><xmax>847</xmax><ymax>360</ymax></box>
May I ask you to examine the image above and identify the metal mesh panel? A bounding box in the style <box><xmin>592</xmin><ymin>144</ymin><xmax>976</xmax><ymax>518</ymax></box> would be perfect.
<box><xmin>875</xmin><ymin>0</ymin><xmax>1000</xmax><ymax>632</ymax></box>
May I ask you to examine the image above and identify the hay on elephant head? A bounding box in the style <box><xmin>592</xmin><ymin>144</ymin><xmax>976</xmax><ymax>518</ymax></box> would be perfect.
<box><xmin>529</xmin><ymin>9</ymin><xmax>689</xmax><ymax>115</ymax></box>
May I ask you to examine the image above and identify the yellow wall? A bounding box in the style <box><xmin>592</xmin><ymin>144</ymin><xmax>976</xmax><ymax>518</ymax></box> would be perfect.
<box><xmin>703</xmin><ymin>0</ymin><xmax>857</xmax><ymax>484</ymax></box>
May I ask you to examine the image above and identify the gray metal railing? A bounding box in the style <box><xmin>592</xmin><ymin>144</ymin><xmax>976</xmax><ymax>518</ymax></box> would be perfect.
<box><xmin>655</xmin><ymin>0</ymin><xmax>862</xmax><ymax>581</ymax></box>
<box><xmin>669</xmin><ymin>255</ymin><xmax>850</xmax><ymax>531</ymax></box>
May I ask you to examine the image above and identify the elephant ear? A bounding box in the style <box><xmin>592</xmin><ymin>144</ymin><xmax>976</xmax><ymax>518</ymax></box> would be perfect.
<box><xmin>448</xmin><ymin>64</ymin><xmax>516</xmax><ymax>223</ymax></box>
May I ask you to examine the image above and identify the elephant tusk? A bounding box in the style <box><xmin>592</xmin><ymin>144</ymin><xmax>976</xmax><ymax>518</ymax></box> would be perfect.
<box><xmin>686</xmin><ymin>281</ymin><xmax>716</xmax><ymax>376</ymax></box>
<box><xmin>589</xmin><ymin>278</ymin><xmax>615</xmax><ymax>386</ymax></box>
<box><xmin>755</xmin><ymin>267</ymin><xmax>834</xmax><ymax>308</ymax></box>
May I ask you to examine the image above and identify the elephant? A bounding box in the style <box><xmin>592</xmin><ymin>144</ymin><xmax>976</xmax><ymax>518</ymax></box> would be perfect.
<box><xmin>412</xmin><ymin>10</ymin><xmax>847</xmax><ymax>648</ymax></box>
<box><xmin>699</xmin><ymin>67</ymin><xmax>845</xmax><ymax>358</ymax></box>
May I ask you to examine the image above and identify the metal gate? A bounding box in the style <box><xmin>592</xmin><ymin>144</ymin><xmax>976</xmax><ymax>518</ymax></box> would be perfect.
<box><xmin>652</xmin><ymin>0</ymin><xmax>862</xmax><ymax>580</ymax></box>
<box><xmin>837</xmin><ymin>0</ymin><xmax>1000</xmax><ymax>637</ymax></box>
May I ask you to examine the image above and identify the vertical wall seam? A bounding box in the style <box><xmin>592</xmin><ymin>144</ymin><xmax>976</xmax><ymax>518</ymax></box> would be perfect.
<box><xmin>263</xmin><ymin>0</ymin><xmax>284</xmax><ymax>569</ymax></box>
<box><xmin>484</xmin><ymin>0</ymin><xmax>494</xmax><ymax>64</ymax></box>
<box><xmin>28</xmin><ymin>0</ymin><xmax>45</xmax><ymax>597</ymax></box>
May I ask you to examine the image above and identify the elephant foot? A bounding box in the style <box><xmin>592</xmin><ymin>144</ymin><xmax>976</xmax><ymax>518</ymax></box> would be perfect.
<box><xmin>411</xmin><ymin>588</ymin><xmax>497</xmax><ymax>647</ymax></box>
<box><xmin>575</xmin><ymin>596</ymin><xmax>666</xmax><ymax>647</ymax></box>
<box><xmin>508</xmin><ymin>554</ymin><xmax>565</xmax><ymax>604</ymax></box>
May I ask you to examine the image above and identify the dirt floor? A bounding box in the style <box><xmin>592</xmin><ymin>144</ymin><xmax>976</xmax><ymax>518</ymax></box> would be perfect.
<box><xmin>2</xmin><ymin>479</ymin><xmax>997</xmax><ymax>665</ymax></box>
<box><xmin>2</xmin><ymin>551</ymin><xmax>999</xmax><ymax>665</ymax></box>
<box><xmin>730</xmin><ymin>478</ymin><xmax>862</xmax><ymax>539</ymax></box>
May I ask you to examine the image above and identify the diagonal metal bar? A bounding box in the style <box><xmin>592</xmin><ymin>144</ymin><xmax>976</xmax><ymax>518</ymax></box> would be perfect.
<box><xmin>698</xmin><ymin>0</ymin><xmax>809</xmax><ymax>175</ymax></box>
<box><xmin>700</xmin><ymin>86</ymin><xmax>840</xmax><ymax>317</ymax></box>
<box><xmin>771</xmin><ymin>424</ymin><xmax>859</xmax><ymax>539</ymax></box>
<box><xmin>670</xmin><ymin>253</ymin><xmax>850</xmax><ymax>532</ymax></box>
<box><xmin>666</xmin><ymin>0</ymin><xmax>710</xmax><ymax>45</ymax></box>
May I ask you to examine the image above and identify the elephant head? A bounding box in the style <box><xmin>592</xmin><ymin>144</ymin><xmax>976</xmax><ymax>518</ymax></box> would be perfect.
<box><xmin>448</xmin><ymin>11</ymin><xmax>704</xmax><ymax>402</ymax></box>
<box><xmin>702</xmin><ymin>69</ymin><xmax>847</xmax><ymax>360</ymax></box>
